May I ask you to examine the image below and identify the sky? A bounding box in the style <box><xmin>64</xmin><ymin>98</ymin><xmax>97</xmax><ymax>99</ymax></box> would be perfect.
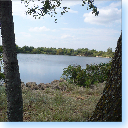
<box><xmin>0</xmin><ymin>0</ymin><xmax>122</xmax><ymax>52</ymax></box>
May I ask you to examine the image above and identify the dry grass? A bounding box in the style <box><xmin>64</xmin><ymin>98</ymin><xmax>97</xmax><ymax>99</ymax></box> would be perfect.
<box><xmin>0</xmin><ymin>81</ymin><xmax>106</xmax><ymax>122</ymax></box>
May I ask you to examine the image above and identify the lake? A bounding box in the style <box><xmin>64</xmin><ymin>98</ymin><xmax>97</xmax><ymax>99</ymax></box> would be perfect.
<box><xmin>0</xmin><ymin>54</ymin><xmax>112</xmax><ymax>85</ymax></box>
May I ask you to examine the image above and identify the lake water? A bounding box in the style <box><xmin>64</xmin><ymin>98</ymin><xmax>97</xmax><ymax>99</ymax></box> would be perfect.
<box><xmin>1</xmin><ymin>54</ymin><xmax>112</xmax><ymax>85</ymax></box>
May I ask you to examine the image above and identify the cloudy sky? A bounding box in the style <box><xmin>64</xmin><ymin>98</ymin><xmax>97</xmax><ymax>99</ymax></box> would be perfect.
<box><xmin>0</xmin><ymin>0</ymin><xmax>121</xmax><ymax>52</ymax></box>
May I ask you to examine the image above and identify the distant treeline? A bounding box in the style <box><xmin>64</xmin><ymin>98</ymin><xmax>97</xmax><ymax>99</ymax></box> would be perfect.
<box><xmin>0</xmin><ymin>45</ymin><xmax>114</xmax><ymax>58</ymax></box>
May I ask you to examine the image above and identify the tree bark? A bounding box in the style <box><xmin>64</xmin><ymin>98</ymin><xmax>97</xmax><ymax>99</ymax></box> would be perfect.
<box><xmin>0</xmin><ymin>1</ymin><xmax>23</xmax><ymax>121</ymax></box>
<box><xmin>87</xmin><ymin>31</ymin><xmax>122</xmax><ymax>121</ymax></box>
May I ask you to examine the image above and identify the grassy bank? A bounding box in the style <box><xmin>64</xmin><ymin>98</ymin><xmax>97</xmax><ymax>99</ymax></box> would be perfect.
<box><xmin>0</xmin><ymin>80</ymin><xmax>106</xmax><ymax>122</ymax></box>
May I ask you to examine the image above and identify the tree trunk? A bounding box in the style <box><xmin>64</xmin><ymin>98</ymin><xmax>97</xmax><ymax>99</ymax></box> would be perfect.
<box><xmin>0</xmin><ymin>1</ymin><xmax>23</xmax><ymax>121</ymax></box>
<box><xmin>87</xmin><ymin>31</ymin><xmax>122</xmax><ymax>121</ymax></box>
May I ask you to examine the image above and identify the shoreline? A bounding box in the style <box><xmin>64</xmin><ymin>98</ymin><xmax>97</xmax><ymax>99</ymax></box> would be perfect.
<box><xmin>16</xmin><ymin>53</ymin><xmax>113</xmax><ymax>58</ymax></box>
<box><xmin>1</xmin><ymin>79</ymin><xmax>106</xmax><ymax>91</ymax></box>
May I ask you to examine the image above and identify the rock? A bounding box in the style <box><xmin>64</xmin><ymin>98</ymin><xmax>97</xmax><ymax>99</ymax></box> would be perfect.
<box><xmin>51</xmin><ymin>80</ymin><xmax>59</xmax><ymax>85</ymax></box>
<box><xmin>52</xmin><ymin>85</ymin><xmax>60</xmax><ymax>90</ymax></box>
<box><xmin>26</xmin><ymin>82</ymin><xmax>37</xmax><ymax>90</ymax></box>
<box><xmin>22</xmin><ymin>79</ymin><xmax>68</xmax><ymax>91</ymax></box>
<box><xmin>59</xmin><ymin>78</ymin><xmax>65</xmax><ymax>82</ymax></box>
<box><xmin>60</xmin><ymin>78</ymin><xmax>67</xmax><ymax>83</ymax></box>
<box><xmin>59</xmin><ymin>82</ymin><xmax>67</xmax><ymax>91</ymax></box>
<box><xmin>45</xmin><ymin>83</ymin><xmax>52</xmax><ymax>88</ymax></box>
<box><xmin>21</xmin><ymin>82</ymin><xmax>25</xmax><ymax>86</ymax></box>
<box><xmin>37</xmin><ymin>83</ymin><xmax>45</xmax><ymax>90</ymax></box>
<box><xmin>45</xmin><ymin>83</ymin><xmax>50</xmax><ymax>85</ymax></box>
<box><xmin>21</xmin><ymin>82</ymin><xmax>26</xmax><ymax>89</ymax></box>
<box><xmin>33</xmin><ymin>86</ymin><xmax>39</xmax><ymax>90</ymax></box>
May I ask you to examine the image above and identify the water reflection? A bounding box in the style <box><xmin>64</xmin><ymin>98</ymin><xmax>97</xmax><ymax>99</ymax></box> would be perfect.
<box><xmin>1</xmin><ymin>54</ymin><xmax>111</xmax><ymax>85</ymax></box>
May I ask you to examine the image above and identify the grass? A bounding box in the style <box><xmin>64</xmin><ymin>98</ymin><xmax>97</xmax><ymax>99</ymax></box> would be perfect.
<box><xmin>0</xmin><ymin>81</ymin><xmax>106</xmax><ymax>122</ymax></box>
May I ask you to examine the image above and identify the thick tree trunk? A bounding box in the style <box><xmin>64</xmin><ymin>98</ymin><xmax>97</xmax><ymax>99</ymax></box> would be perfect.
<box><xmin>87</xmin><ymin>31</ymin><xmax>122</xmax><ymax>121</ymax></box>
<box><xmin>0</xmin><ymin>1</ymin><xmax>23</xmax><ymax>121</ymax></box>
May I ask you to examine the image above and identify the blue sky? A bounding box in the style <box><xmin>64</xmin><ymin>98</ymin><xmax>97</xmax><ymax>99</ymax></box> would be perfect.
<box><xmin>0</xmin><ymin>0</ymin><xmax>121</xmax><ymax>52</ymax></box>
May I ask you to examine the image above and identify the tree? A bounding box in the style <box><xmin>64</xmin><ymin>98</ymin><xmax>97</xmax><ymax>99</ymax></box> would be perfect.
<box><xmin>107</xmin><ymin>47</ymin><xmax>112</xmax><ymax>53</ymax></box>
<box><xmin>87</xmin><ymin>32</ymin><xmax>122</xmax><ymax>122</ymax></box>
<box><xmin>98</xmin><ymin>50</ymin><xmax>103</xmax><ymax>56</ymax></box>
<box><xmin>0</xmin><ymin>1</ymin><xmax>23</xmax><ymax>121</ymax></box>
<box><xmin>0</xmin><ymin>0</ymin><xmax>99</xmax><ymax>122</ymax></box>
<box><xmin>56</xmin><ymin>48</ymin><xmax>63</xmax><ymax>55</ymax></box>
<box><xmin>22</xmin><ymin>0</ymin><xmax>99</xmax><ymax>23</ymax></box>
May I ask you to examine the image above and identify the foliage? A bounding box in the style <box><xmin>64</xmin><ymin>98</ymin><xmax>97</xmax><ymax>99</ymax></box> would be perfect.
<box><xmin>0</xmin><ymin>43</ymin><xmax>113</xmax><ymax>83</ymax></box>
<box><xmin>107</xmin><ymin>47</ymin><xmax>112</xmax><ymax>53</ymax></box>
<box><xmin>21</xmin><ymin>0</ymin><xmax>99</xmax><ymax>23</ymax></box>
<box><xmin>13</xmin><ymin>44</ymin><xmax>114</xmax><ymax>58</ymax></box>
<box><xmin>61</xmin><ymin>60</ymin><xmax>112</xmax><ymax>87</ymax></box>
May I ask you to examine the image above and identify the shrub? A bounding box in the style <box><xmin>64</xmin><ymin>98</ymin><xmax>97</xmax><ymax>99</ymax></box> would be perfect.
<box><xmin>61</xmin><ymin>60</ymin><xmax>112</xmax><ymax>87</ymax></box>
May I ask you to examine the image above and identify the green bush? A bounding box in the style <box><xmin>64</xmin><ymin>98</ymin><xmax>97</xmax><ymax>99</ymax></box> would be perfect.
<box><xmin>62</xmin><ymin>60</ymin><xmax>112</xmax><ymax>87</ymax></box>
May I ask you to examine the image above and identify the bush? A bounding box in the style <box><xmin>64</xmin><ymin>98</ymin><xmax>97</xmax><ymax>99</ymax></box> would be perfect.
<box><xmin>61</xmin><ymin>60</ymin><xmax>112</xmax><ymax>87</ymax></box>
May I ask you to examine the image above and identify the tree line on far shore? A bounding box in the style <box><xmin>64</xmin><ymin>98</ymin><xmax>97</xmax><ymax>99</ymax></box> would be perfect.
<box><xmin>0</xmin><ymin>44</ymin><xmax>114</xmax><ymax>58</ymax></box>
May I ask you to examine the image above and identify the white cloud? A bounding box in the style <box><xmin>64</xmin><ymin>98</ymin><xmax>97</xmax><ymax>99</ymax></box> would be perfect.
<box><xmin>12</xmin><ymin>1</ymin><xmax>27</xmax><ymax>16</ymax></box>
<box><xmin>107</xmin><ymin>1</ymin><xmax>121</xmax><ymax>8</ymax></box>
<box><xmin>12</xmin><ymin>0</ymin><xmax>80</xmax><ymax>19</ymax></box>
<box><xmin>83</xmin><ymin>2</ymin><xmax>121</xmax><ymax>26</ymax></box>
<box><xmin>12</xmin><ymin>0</ymin><xmax>121</xmax><ymax>52</ymax></box>
<box><xmin>61</xmin><ymin>34</ymin><xmax>74</xmax><ymax>39</ymax></box>
<box><xmin>59</xmin><ymin>1</ymin><xmax>82</xmax><ymax>7</ymax></box>
<box><xmin>63</xmin><ymin>23</ymin><xmax>68</xmax><ymax>25</ymax></box>
<box><xmin>52</xmin><ymin>29</ymin><xmax>58</xmax><ymax>32</ymax></box>
<box><xmin>68</xmin><ymin>9</ymin><xmax>78</xmax><ymax>14</ymax></box>
<box><xmin>60</xmin><ymin>27</ymin><xmax>120</xmax><ymax>42</ymax></box>
<box><xmin>20</xmin><ymin>32</ymin><xmax>31</xmax><ymax>38</ymax></box>
<box><xmin>61</xmin><ymin>28</ymin><xmax>77</xmax><ymax>31</ymax></box>
<box><xmin>12</xmin><ymin>1</ymin><xmax>47</xmax><ymax>20</ymax></box>
<box><xmin>49</xmin><ymin>1</ymin><xmax>79</xmax><ymax>15</ymax></box>
<box><xmin>29</xmin><ymin>26</ymin><xmax>50</xmax><ymax>32</ymax></box>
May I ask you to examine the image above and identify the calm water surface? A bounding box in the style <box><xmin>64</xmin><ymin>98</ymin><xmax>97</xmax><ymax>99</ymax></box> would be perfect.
<box><xmin>16</xmin><ymin>54</ymin><xmax>111</xmax><ymax>85</ymax></box>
